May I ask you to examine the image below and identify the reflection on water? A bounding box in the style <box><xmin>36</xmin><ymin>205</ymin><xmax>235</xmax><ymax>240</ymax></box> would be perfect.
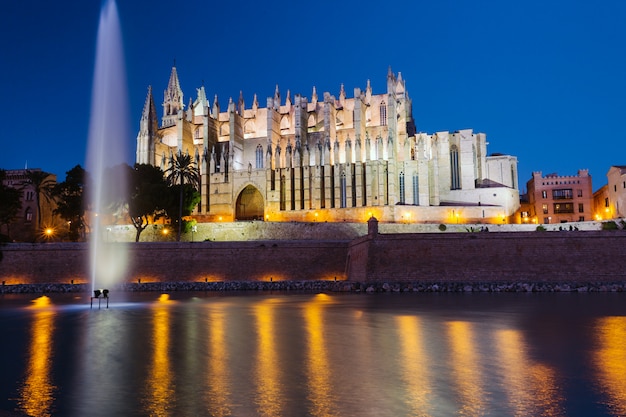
<box><xmin>205</xmin><ymin>304</ymin><xmax>232</xmax><ymax>417</ymax></box>
<box><xmin>254</xmin><ymin>299</ymin><xmax>284</xmax><ymax>417</ymax></box>
<box><xmin>395</xmin><ymin>316</ymin><xmax>431</xmax><ymax>417</ymax></box>
<box><xmin>446</xmin><ymin>321</ymin><xmax>484</xmax><ymax>416</ymax></box>
<box><xmin>18</xmin><ymin>296</ymin><xmax>56</xmax><ymax>417</ymax></box>
<box><xmin>595</xmin><ymin>317</ymin><xmax>626</xmax><ymax>416</ymax></box>
<box><xmin>304</xmin><ymin>294</ymin><xmax>338</xmax><ymax>417</ymax></box>
<box><xmin>4</xmin><ymin>293</ymin><xmax>626</xmax><ymax>416</ymax></box>
<box><xmin>145</xmin><ymin>295</ymin><xmax>174</xmax><ymax>417</ymax></box>
<box><xmin>495</xmin><ymin>328</ymin><xmax>564</xmax><ymax>416</ymax></box>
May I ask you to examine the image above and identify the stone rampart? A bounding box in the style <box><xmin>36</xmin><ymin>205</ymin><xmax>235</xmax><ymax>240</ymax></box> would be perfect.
<box><xmin>347</xmin><ymin>231</ymin><xmax>626</xmax><ymax>282</ymax></box>
<box><xmin>0</xmin><ymin>240</ymin><xmax>348</xmax><ymax>285</ymax></box>
<box><xmin>1</xmin><ymin>231</ymin><xmax>625</xmax><ymax>287</ymax></box>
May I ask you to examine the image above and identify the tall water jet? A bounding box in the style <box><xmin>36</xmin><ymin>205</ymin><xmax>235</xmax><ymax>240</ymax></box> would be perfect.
<box><xmin>86</xmin><ymin>0</ymin><xmax>129</xmax><ymax>291</ymax></box>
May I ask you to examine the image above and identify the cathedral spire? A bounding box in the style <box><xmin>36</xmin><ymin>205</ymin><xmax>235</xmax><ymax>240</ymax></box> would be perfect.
<box><xmin>137</xmin><ymin>85</ymin><xmax>159</xmax><ymax>165</ymax></box>
<box><xmin>162</xmin><ymin>65</ymin><xmax>184</xmax><ymax>128</ymax></box>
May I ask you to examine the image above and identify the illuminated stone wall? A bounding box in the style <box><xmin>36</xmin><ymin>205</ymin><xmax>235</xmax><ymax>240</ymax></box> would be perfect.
<box><xmin>347</xmin><ymin>231</ymin><xmax>626</xmax><ymax>282</ymax></box>
<box><xmin>1</xmin><ymin>230</ymin><xmax>623</xmax><ymax>286</ymax></box>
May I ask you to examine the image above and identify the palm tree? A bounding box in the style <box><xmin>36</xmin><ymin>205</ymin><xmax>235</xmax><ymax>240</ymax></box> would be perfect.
<box><xmin>25</xmin><ymin>170</ymin><xmax>56</xmax><ymax>234</ymax></box>
<box><xmin>165</xmin><ymin>150</ymin><xmax>199</xmax><ymax>241</ymax></box>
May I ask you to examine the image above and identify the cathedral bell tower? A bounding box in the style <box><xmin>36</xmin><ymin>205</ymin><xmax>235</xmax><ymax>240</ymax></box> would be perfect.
<box><xmin>162</xmin><ymin>65</ymin><xmax>184</xmax><ymax>128</ymax></box>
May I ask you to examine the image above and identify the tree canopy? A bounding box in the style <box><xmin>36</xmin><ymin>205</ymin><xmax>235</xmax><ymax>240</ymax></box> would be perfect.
<box><xmin>128</xmin><ymin>163</ymin><xmax>169</xmax><ymax>242</ymax></box>
<box><xmin>53</xmin><ymin>165</ymin><xmax>87</xmax><ymax>241</ymax></box>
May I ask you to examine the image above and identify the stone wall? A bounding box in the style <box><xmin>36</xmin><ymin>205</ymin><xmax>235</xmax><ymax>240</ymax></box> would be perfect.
<box><xmin>1</xmin><ymin>230</ymin><xmax>625</xmax><ymax>286</ymax></box>
<box><xmin>0</xmin><ymin>240</ymin><xmax>348</xmax><ymax>285</ymax></box>
<box><xmin>347</xmin><ymin>231</ymin><xmax>626</xmax><ymax>282</ymax></box>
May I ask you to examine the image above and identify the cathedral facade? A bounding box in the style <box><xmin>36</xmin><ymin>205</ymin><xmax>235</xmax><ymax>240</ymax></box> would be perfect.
<box><xmin>136</xmin><ymin>67</ymin><xmax>520</xmax><ymax>224</ymax></box>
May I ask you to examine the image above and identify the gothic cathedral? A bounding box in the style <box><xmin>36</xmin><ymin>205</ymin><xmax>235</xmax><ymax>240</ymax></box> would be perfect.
<box><xmin>136</xmin><ymin>67</ymin><xmax>520</xmax><ymax>223</ymax></box>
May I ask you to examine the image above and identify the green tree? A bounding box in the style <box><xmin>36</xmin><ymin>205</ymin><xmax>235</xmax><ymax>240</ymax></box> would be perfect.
<box><xmin>129</xmin><ymin>163</ymin><xmax>169</xmax><ymax>242</ymax></box>
<box><xmin>53</xmin><ymin>165</ymin><xmax>88</xmax><ymax>241</ymax></box>
<box><xmin>24</xmin><ymin>170</ymin><xmax>56</xmax><ymax>234</ymax></box>
<box><xmin>0</xmin><ymin>170</ymin><xmax>21</xmax><ymax>240</ymax></box>
<box><xmin>165</xmin><ymin>151</ymin><xmax>199</xmax><ymax>241</ymax></box>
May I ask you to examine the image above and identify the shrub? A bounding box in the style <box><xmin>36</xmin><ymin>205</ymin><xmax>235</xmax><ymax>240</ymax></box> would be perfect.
<box><xmin>602</xmin><ymin>221</ymin><xmax>618</xmax><ymax>231</ymax></box>
<box><xmin>536</xmin><ymin>225</ymin><xmax>547</xmax><ymax>232</ymax></box>
<box><xmin>438</xmin><ymin>224</ymin><xmax>447</xmax><ymax>231</ymax></box>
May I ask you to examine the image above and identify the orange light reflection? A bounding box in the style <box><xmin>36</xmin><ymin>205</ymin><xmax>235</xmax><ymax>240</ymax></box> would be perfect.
<box><xmin>205</xmin><ymin>307</ymin><xmax>232</xmax><ymax>416</ymax></box>
<box><xmin>145</xmin><ymin>301</ymin><xmax>173</xmax><ymax>417</ymax></box>
<box><xmin>19</xmin><ymin>297</ymin><xmax>56</xmax><ymax>417</ymax></box>
<box><xmin>395</xmin><ymin>315</ymin><xmax>431</xmax><ymax>416</ymax></box>
<box><xmin>495</xmin><ymin>328</ymin><xmax>564</xmax><ymax>416</ymax></box>
<box><xmin>303</xmin><ymin>295</ymin><xmax>338</xmax><ymax>417</ymax></box>
<box><xmin>446</xmin><ymin>321</ymin><xmax>484</xmax><ymax>416</ymax></box>
<box><xmin>253</xmin><ymin>299</ymin><xmax>284</xmax><ymax>416</ymax></box>
<box><xmin>594</xmin><ymin>317</ymin><xmax>626</xmax><ymax>416</ymax></box>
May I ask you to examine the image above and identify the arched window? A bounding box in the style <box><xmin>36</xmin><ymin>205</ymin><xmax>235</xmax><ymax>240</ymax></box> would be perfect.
<box><xmin>340</xmin><ymin>171</ymin><xmax>347</xmax><ymax>208</ymax></box>
<box><xmin>399</xmin><ymin>171</ymin><xmax>405</xmax><ymax>204</ymax></box>
<box><xmin>25</xmin><ymin>207</ymin><xmax>33</xmax><ymax>222</ymax></box>
<box><xmin>255</xmin><ymin>144</ymin><xmax>264</xmax><ymax>169</ymax></box>
<box><xmin>412</xmin><ymin>173</ymin><xmax>419</xmax><ymax>205</ymax></box>
<box><xmin>450</xmin><ymin>145</ymin><xmax>460</xmax><ymax>190</ymax></box>
<box><xmin>379</xmin><ymin>101</ymin><xmax>387</xmax><ymax>126</ymax></box>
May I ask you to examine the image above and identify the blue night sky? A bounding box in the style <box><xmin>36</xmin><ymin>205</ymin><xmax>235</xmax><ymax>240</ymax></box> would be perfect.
<box><xmin>1</xmin><ymin>0</ymin><xmax>624</xmax><ymax>192</ymax></box>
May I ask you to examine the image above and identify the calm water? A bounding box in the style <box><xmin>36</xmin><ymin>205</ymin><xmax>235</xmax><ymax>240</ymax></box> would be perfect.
<box><xmin>1</xmin><ymin>292</ymin><xmax>625</xmax><ymax>417</ymax></box>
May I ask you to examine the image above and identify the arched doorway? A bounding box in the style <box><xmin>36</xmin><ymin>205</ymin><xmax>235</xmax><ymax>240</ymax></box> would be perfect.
<box><xmin>235</xmin><ymin>185</ymin><xmax>264</xmax><ymax>220</ymax></box>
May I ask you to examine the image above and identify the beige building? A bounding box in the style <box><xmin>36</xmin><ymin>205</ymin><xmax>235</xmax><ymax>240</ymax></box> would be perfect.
<box><xmin>1</xmin><ymin>169</ymin><xmax>58</xmax><ymax>241</ymax></box>
<box><xmin>526</xmin><ymin>170</ymin><xmax>593</xmax><ymax>224</ymax></box>
<box><xmin>136</xmin><ymin>67</ymin><xmax>520</xmax><ymax>224</ymax></box>
<box><xmin>592</xmin><ymin>166</ymin><xmax>626</xmax><ymax>221</ymax></box>
<box><xmin>603</xmin><ymin>165</ymin><xmax>626</xmax><ymax>219</ymax></box>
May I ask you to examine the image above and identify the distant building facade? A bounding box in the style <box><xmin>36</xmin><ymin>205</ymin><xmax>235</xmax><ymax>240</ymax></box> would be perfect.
<box><xmin>1</xmin><ymin>169</ymin><xmax>57</xmax><ymax>241</ymax></box>
<box><xmin>136</xmin><ymin>67</ymin><xmax>520</xmax><ymax>224</ymax></box>
<box><xmin>606</xmin><ymin>165</ymin><xmax>626</xmax><ymax>218</ymax></box>
<box><xmin>526</xmin><ymin>170</ymin><xmax>593</xmax><ymax>224</ymax></box>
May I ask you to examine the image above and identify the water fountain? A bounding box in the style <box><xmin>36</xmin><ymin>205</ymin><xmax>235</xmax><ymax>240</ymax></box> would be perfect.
<box><xmin>86</xmin><ymin>0</ymin><xmax>130</xmax><ymax>292</ymax></box>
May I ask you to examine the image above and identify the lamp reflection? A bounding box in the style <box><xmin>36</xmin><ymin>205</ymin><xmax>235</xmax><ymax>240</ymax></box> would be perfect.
<box><xmin>253</xmin><ymin>299</ymin><xmax>284</xmax><ymax>417</ymax></box>
<box><xmin>446</xmin><ymin>321</ymin><xmax>484</xmax><ymax>416</ymax></box>
<box><xmin>145</xmin><ymin>296</ymin><xmax>173</xmax><ymax>417</ymax></box>
<box><xmin>304</xmin><ymin>295</ymin><xmax>338</xmax><ymax>417</ymax></box>
<box><xmin>395</xmin><ymin>315</ymin><xmax>431</xmax><ymax>416</ymax></box>
<box><xmin>205</xmin><ymin>307</ymin><xmax>231</xmax><ymax>416</ymax></box>
<box><xmin>594</xmin><ymin>317</ymin><xmax>626</xmax><ymax>416</ymax></box>
<box><xmin>19</xmin><ymin>297</ymin><xmax>56</xmax><ymax>417</ymax></box>
<box><xmin>495</xmin><ymin>328</ymin><xmax>563</xmax><ymax>416</ymax></box>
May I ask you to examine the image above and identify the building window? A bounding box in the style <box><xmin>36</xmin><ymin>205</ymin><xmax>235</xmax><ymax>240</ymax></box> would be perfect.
<box><xmin>605</xmin><ymin>197</ymin><xmax>609</xmax><ymax>207</ymax></box>
<box><xmin>26</xmin><ymin>191</ymin><xmax>34</xmax><ymax>201</ymax></box>
<box><xmin>542</xmin><ymin>204</ymin><xmax>549</xmax><ymax>214</ymax></box>
<box><xmin>542</xmin><ymin>190</ymin><xmax>547</xmax><ymax>198</ymax></box>
<box><xmin>255</xmin><ymin>145</ymin><xmax>264</xmax><ymax>169</ymax></box>
<box><xmin>577</xmin><ymin>189</ymin><xmax>583</xmax><ymax>197</ymax></box>
<box><xmin>553</xmin><ymin>203</ymin><xmax>574</xmax><ymax>214</ymax></box>
<box><xmin>544</xmin><ymin>217</ymin><xmax>550</xmax><ymax>224</ymax></box>
<box><xmin>578</xmin><ymin>203</ymin><xmax>584</xmax><ymax>213</ymax></box>
<box><xmin>579</xmin><ymin>216</ymin><xmax>585</xmax><ymax>221</ymax></box>
<box><xmin>379</xmin><ymin>102</ymin><xmax>387</xmax><ymax>126</ymax></box>
<box><xmin>552</xmin><ymin>189</ymin><xmax>573</xmax><ymax>200</ymax></box>
<box><xmin>615</xmin><ymin>185</ymin><xmax>618</xmax><ymax>192</ymax></box>
<box><xmin>279</xmin><ymin>175</ymin><xmax>286</xmax><ymax>211</ymax></box>
<box><xmin>340</xmin><ymin>172</ymin><xmax>347</xmax><ymax>208</ymax></box>
<box><xmin>623</xmin><ymin>181</ymin><xmax>625</xmax><ymax>188</ymax></box>
<box><xmin>25</xmin><ymin>208</ymin><xmax>33</xmax><ymax>222</ymax></box>
<box><xmin>399</xmin><ymin>172</ymin><xmax>405</xmax><ymax>204</ymax></box>
<box><xmin>450</xmin><ymin>145</ymin><xmax>460</xmax><ymax>190</ymax></box>
<box><xmin>412</xmin><ymin>174</ymin><xmax>419</xmax><ymax>205</ymax></box>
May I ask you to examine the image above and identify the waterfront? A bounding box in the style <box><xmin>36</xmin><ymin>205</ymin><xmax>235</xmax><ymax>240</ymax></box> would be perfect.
<box><xmin>1</xmin><ymin>292</ymin><xmax>625</xmax><ymax>416</ymax></box>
